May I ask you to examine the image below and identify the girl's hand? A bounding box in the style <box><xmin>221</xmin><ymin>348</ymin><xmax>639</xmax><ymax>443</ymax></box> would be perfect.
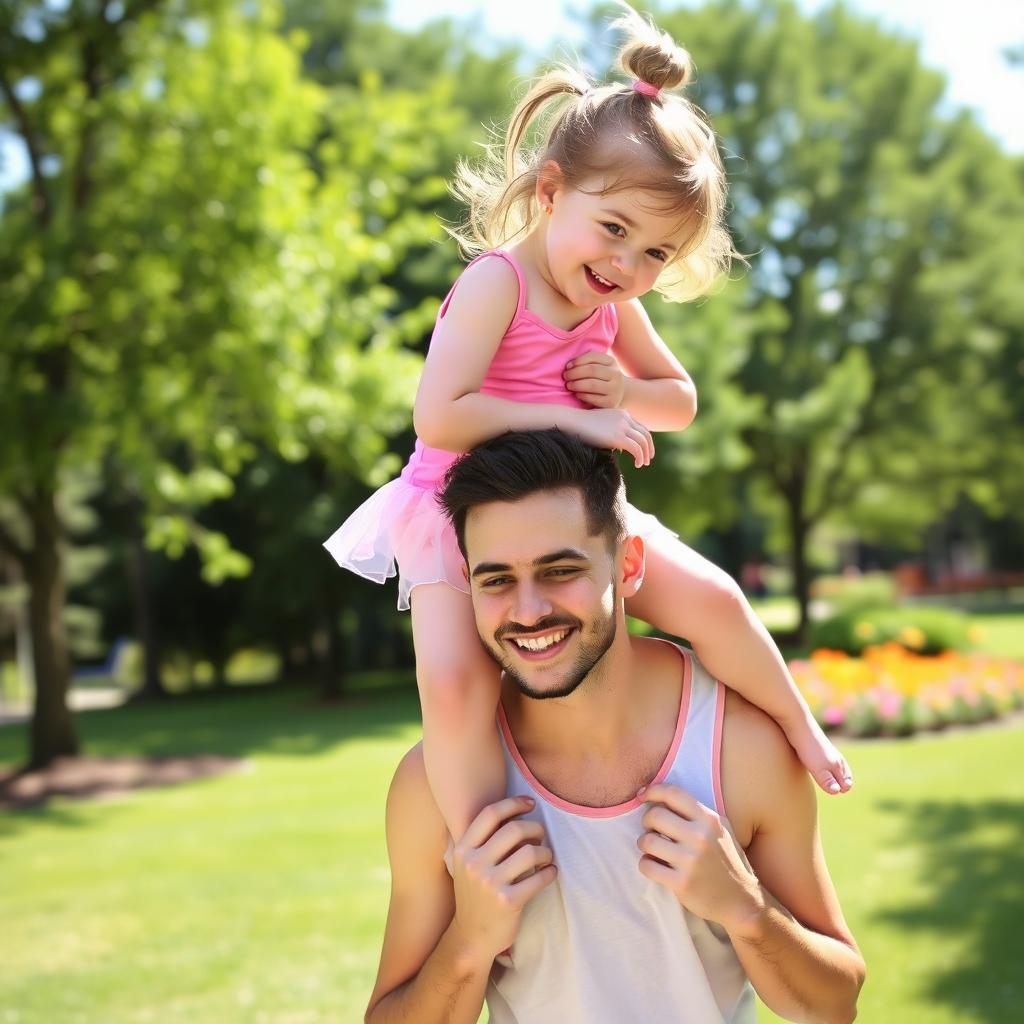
<box><xmin>572</xmin><ymin>408</ymin><xmax>655</xmax><ymax>468</ymax></box>
<box><xmin>564</xmin><ymin>352</ymin><xmax>626</xmax><ymax>409</ymax></box>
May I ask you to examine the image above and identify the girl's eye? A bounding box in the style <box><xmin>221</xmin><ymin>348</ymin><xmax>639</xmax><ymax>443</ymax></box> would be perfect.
<box><xmin>648</xmin><ymin>249</ymin><xmax>667</xmax><ymax>262</ymax></box>
<box><xmin>603</xmin><ymin>222</ymin><xmax>626</xmax><ymax>237</ymax></box>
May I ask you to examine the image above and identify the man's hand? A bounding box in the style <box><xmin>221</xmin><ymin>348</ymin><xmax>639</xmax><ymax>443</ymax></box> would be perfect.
<box><xmin>636</xmin><ymin>783</ymin><xmax>764</xmax><ymax>937</ymax></box>
<box><xmin>449</xmin><ymin>796</ymin><xmax>557</xmax><ymax>964</ymax></box>
<box><xmin>564</xmin><ymin>351</ymin><xmax>627</xmax><ymax>409</ymax></box>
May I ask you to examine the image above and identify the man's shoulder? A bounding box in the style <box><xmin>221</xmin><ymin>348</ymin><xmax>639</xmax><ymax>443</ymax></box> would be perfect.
<box><xmin>722</xmin><ymin>688</ymin><xmax>796</xmax><ymax>765</ymax></box>
<box><xmin>632</xmin><ymin>635</ymin><xmax>693</xmax><ymax>679</ymax></box>
<box><xmin>391</xmin><ymin>741</ymin><xmax>428</xmax><ymax>795</ymax></box>
<box><xmin>720</xmin><ymin>689</ymin><xmax>814</xmax><ymax>844</ymax></box>
<box><xmin>387</xmin><ymin>742</ymin><xmax>449</xmax><ymax>859</ymax></box>
<box><xmin>388</xmin><ymin>741</ymin><xmax>433</xmax><ymax>815</ymax></box>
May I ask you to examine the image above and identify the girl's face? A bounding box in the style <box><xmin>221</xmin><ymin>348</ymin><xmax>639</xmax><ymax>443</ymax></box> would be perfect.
<box><xmin>537</xmin><ymin>170</ymin><xmax>687</xmax><ymax>308</ymax></box>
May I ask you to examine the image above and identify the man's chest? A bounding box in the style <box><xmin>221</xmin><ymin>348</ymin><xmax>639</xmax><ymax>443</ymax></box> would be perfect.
<box><xmin>526</xmin><ymin>747</ymin><xmax>661</xmax><ymax>808</ymax></box>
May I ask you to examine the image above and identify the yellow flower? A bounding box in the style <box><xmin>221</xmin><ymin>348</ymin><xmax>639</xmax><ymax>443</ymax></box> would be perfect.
<box><xmin>967</xmin><ymin>625</ymin><xmax>986</xmax><ymax>644</ymax></box>
<box><xmin>898</xmin><ymin>626</ymin><xmax>926</xmax><ymax>650</ymax></box>
<box><xmin>854</xmin><ymin>621</ymin><xmax>876</xmax><ymax>641</ymax></box>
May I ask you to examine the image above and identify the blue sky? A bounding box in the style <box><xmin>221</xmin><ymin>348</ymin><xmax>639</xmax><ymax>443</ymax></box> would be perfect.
<box><xmin>2</xmin><ymin>0</ymin><xmax>1020</xmax><ymax>191</ymax></box>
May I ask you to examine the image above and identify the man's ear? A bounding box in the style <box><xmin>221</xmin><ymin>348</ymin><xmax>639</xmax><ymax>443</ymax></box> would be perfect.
<box><xmin>535</xmin><ymin>159</ymin><xmax>565</xmax><ymax>211</ymax></box>
<box><xmin>461</xmin><ymin>561</ymin><xmax>470</xmax><ymax>584</ymax></box>
<box><xmin>619</xmin><ymin>534</ymin><xmax>646</xmax><ymax>598</ymax></box>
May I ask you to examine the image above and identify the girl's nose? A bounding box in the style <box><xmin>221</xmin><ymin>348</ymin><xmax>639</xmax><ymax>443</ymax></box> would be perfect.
<box><xmin>612</xmin><ymin>251</ymin><xmax>637</xmax><ymax>276</ymax></box>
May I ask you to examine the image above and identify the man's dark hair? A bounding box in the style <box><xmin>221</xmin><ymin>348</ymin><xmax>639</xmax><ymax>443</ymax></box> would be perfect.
<box><xmin>439</xmin><ymin>429</ymin><xmax>627</xmax><ymax>558</ymax></box>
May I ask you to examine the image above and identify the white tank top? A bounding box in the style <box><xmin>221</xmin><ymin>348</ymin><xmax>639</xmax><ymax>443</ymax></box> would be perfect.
<box><xmin>486</xmin><ymin>644</ymin><xmax>756</xmax><ymax>1023</ymax></box>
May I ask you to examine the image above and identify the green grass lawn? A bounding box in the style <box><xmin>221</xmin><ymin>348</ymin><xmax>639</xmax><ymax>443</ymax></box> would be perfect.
<box><xmin>969</xmin><ymin>612</ymin><xmax>1024</xmax><ymax>659</ymax></box>
<box><xmin>2</xmin><ymin>682</ymin><xmax>1022</xmax><ymax>1023</ymax></box>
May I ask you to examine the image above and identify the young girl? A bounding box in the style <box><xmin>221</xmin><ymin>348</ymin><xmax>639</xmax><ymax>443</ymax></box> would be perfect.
<box><xmin>326</xmin><ymin>5</ymin><xmax>851</xmax><ymax>840</ymax></box>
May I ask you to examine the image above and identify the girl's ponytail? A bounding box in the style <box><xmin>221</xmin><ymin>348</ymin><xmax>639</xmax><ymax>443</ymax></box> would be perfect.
<box><xmin>448</xmin><ymin>66</ymin><xmax>592</xmax><ymax>258</ymax></box>
<box><xmin>504</xmin><ymin>66</ymin><xmax>591</xmax><ymax>182</ymax></box>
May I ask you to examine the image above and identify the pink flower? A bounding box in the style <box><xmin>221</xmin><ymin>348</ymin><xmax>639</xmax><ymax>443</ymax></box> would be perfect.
<box><xmin>823</xmin><ymin>705</ymin><xmax>846</xmax><ymax>726</ymax></box>
<box><xmin>879</xmin><ymin>692</ymin><xmax>902</xmax><ymax>720</ymax></box>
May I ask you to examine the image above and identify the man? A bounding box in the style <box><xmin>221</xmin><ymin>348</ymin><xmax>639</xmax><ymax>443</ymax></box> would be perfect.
<box><xmin>365</xmin><ymin>429</ymin><xmax>865</xmax><ymax>1024</ymax></box>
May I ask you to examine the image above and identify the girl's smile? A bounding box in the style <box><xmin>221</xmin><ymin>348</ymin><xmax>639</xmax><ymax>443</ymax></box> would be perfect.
<box><xmin>585</xmin><ymin>265</ymin><xmax>618</xmax><ymax>294</ymax></box>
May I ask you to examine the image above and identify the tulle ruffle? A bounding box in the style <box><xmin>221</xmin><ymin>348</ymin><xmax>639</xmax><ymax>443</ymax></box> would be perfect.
<box><xmin>323</xmin><ymin>477</ymin><xmax>468</xmax><ymax>611</ymax></box>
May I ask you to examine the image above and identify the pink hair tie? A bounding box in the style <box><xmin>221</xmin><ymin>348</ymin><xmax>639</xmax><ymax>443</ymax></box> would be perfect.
<box><xmin>632</xmin><ymin>79</ymin><xmax>661</xmax><ymax>99</ymax></box>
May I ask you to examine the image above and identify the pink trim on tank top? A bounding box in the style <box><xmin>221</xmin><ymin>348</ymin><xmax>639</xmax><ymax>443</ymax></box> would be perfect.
<box><xmin>496</xmin><ymin>645</ymin><xmax>693</xmax><ymax>819</ymax></box>
<box><xmin>712</xmin><ymin>679</ymin><xmax>726</xmax><ymax>818</ymax></box>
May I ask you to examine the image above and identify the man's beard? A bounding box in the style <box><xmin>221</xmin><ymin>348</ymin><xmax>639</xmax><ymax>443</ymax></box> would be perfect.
<box><xmin>485</xmin><ymin>605</ymin><xmax>617</xmax><ymax>701</ymax></box>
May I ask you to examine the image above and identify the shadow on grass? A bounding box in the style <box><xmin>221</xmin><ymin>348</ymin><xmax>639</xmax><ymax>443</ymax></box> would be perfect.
<box><xmin>874</xmin><ymin>798</ymin><xmax>1024</xmax><ymax>1022</ymax></box>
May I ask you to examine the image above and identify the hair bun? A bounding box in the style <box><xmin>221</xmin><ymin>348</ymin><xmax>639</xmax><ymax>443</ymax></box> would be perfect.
<box><xmin>612</xmin><ymin>3</ymin><xmax>692</xmax><ymax>92</ymax></box>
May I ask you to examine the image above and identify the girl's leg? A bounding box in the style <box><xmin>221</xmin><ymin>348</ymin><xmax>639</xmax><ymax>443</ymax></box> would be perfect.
<box><xmin>625</xmin><ymin>532</ymin><xmax>852</xmax><ymax>795</ymax></box>
<box><xmin>411</xmin><ymin>582</ymin><xmax>506</xmax><ymax>839</ymax></box>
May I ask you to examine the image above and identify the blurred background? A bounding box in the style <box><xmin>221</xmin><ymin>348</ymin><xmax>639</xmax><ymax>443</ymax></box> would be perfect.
<box><xmin>1</xmin><ymin>1</ymin><xmax>1022</xmax><ymax>1022</ymax></box>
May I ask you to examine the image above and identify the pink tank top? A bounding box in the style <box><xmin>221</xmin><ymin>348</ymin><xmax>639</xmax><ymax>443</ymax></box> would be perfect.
<box><xmin>399</xmin><ymin>250</ymin><xmax>620</xmax><ymax>489</ymax></box>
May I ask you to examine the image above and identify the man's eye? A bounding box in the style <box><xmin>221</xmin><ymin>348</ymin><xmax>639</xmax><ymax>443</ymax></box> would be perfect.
<box><xmin>547</xmin><ymin>567</ymin><xmax>580</xmax><ymax>578</ymax></box>
<box><xmin>603</xmin><ymin>222</ymin><xmax>625</xmax><ymax>237</ymax></box>
<box><xmin>480</xmin><ymin>577</ymin><xmax>511</xmax><ymax>588</ymax></box>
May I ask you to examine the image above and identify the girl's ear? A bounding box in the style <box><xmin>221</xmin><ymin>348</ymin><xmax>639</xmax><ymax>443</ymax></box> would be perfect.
<box><xmin>536</xmin><ymin>160</ymin><xmax>565</xmax><ymax>210</ymax></box>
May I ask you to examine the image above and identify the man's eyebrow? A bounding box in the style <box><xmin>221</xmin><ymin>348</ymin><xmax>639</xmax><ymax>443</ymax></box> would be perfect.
<box><xmin>470</xmin><ymin>548</ymin><xmax>590</xmax><ymax>578</ymax></box>
<box><xmin>535</xmin><ymin>548</ymin><xmax>589</xmax><ymax>566</ymax></box>
<box><xmin>601</xmin><ymin>208</ymin><xmax>678</xmax><ymax>252</ymax></box>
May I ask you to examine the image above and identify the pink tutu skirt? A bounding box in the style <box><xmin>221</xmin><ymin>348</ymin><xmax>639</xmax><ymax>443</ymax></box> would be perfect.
<box><xmin>323</xmin><ymin>477</ymin><xmax>676</xmax><ymax>611</ymax></box>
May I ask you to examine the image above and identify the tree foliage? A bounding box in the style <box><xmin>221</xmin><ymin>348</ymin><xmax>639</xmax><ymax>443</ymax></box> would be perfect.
<box><xmin>627</xmin><ymin>0</ymin><xmax>1024</xmax><ymax>632</ymax></box>
<box><xmin>0</xmin><ymin>0</ymin><xmax>452</xmax><ymax>764</ymax></box>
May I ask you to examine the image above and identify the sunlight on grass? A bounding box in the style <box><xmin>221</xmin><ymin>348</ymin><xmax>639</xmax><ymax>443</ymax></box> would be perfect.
<box><xmin>2</xmin><ymin>681</ymin><xmax>1022</xmax><ymax>1023</ymax></box>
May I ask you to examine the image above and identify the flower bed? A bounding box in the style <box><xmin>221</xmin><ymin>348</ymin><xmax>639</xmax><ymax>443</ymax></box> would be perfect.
<box><xmin>791</xmin><ymin>643</ymin><xmax>1024</xmax><ymax>737</ymax></box>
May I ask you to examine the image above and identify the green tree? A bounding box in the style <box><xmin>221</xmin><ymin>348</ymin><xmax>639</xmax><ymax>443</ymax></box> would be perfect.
<box><xmin>0</xmin><ymin>0</ymin><xmax>442</xmax><ymax>766</ymax></box>
<box><xmin>631</xmin><ymin>0</ymin><xmax>1024</xmax><ymax>636</ymax></box>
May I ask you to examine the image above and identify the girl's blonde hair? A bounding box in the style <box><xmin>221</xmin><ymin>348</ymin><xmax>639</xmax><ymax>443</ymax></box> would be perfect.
<box><xmin>448</xmin><ymin>3</ymin><xmax>736</xmax><ymax>302</ymax></box>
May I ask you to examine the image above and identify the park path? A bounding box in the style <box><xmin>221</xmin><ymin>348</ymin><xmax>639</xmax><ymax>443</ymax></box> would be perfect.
<box><xmin>0</xmin><ymin>685</ymin><xmax>126</xmax><ymax>727</ymax></box>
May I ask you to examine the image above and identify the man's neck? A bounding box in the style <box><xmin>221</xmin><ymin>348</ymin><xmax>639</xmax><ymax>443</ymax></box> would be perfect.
<box><xmin>501</xmin><ymin>635</ymin><xmax>631</xmax><ymax>756</ymax></box>
<box><xmin>499</xmin><ymin>632</ymin><xmax>684</xmax><ymax>807</ymax></box>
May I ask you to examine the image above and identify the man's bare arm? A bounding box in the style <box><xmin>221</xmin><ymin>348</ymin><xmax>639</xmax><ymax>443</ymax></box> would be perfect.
<box><xmin>722</xmin><ymin>696</ymin><xmax>865</xmax><ymax>1024</ymax></box>
<box><xmin>364</xmin><ymin>746</ymin><xmax>488</xmax><ymax>1024</ymax></box>
<box><xmin>639</xmin><ymin>695</ymin><xmax>863</xmax><ymax>1024</ymax></box>
<box><xmin>365</xmin><ymin>746</ymin><xmax>555</xmax><ymax>1024</ymax></box>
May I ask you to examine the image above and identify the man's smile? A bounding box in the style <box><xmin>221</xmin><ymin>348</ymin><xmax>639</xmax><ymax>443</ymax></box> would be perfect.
<box><xmin>502</xmin><ymin>626</ymin><xmax>577</xmax><ymax>661</ymax></box>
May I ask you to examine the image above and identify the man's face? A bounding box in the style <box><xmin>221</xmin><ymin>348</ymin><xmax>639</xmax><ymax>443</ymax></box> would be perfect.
<box><xmin>463</xmin><ymin>487</ymin><xmax>619</xmax><ymax>700</ymax></box>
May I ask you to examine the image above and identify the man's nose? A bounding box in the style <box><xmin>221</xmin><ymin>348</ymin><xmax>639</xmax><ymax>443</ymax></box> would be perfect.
<box><xmin>512</xmin><ymin>581</ymin><xmax>553</xmax><ymax>625</ymax></box>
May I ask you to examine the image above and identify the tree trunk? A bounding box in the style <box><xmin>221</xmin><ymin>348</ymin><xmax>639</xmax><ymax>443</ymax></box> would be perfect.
<box><xmin>317</xmin><ymin>609</ymin><xmax>345</xmax><ymax>700</ymax></box>
<box><xmin>211</xmin><ymin>653</ymin><xmax>229</xmax><ymax>689</ymax></box>
<box><xmin>127</xmin><ymin>502</ymin><xmax>169</xmax><ymax>699</ymax></box>
<box><xmin>274</xmin><ymin>626</ymin><xmax>302</xmax><ymax>684</ymax></box>
<box><xmin>25</xmin><ymin>487</ymin><xmax>79</xmax><ymax>769</ymax></box>
<box><xmin>786</xmin><ymin>482</ymin><xmax>812</xmax><ymax>646</ymax></box>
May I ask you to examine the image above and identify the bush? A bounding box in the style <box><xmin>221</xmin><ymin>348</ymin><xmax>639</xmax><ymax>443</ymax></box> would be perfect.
<box><xmin>810</xmin><ymin>572</ymin><xmax>899</xmax><ymax>613</ymax></box>
<box><xmin>809</xmin><ymin>606</ymin><xmax>972</xmax><ymax>656</ymax></box>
